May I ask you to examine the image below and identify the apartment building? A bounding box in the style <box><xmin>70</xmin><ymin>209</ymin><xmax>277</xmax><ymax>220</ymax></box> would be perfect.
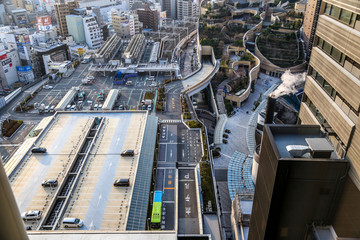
<box><xmin>136</xmin><ymin>4</ymin><xmax>158</xmax><ymax>31</ymax></box>
<box><xmin>83</xmin><ymin>15</ymin><xmax>103</xmax><ymax>49</ymax></box>
<box><xmin>66</xmin><ymin>15</ymin><xmax>85</xmax><ymax>43</ymax></box>
<box><xmin>161</xmin><ymin>0</ymin><xmax>177</xmax><ymax>19</ymax></box>
<box><xmin>111</xmin><ymin>10</ymin><xmax>141</xmax><ymax>37</ymax></box>
<box><xmin>54</xmin><ymin>0</ymin><xmax>79</xmax><ymax>37</ymax></box>
<box><xmin>177</xmin><ymin>0</ymin><xmax>198</xmax><ymax>20</ymax></box>
<box><xmin>298</xmin><ymin>0</ymin><xmax>360</xmax><ymax>238</ymax></box>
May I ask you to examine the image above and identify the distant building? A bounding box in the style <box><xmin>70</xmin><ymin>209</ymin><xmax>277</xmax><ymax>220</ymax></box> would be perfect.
<box><xmin>111</xmin><ymin>10</ymin><xmax>141</xmax><ymax>38</ymax></box>
<box><xmin>161</xmin><ymin>0</ymin><xmax>177</xmax><ymax>19</ymax></box>
<box><xmin>66</xmin><ymin>15</ymin><xmax>86</xmax><ymax>43</ymax></box>
<box><xmin>295</xmin><ymin>0</ymin><xmax>307</xmax><ymax>13</ymax></box>
<box><xmin>0</xmin><ymin>44</ymin><xmax>21</xmax><ymax>88</ymax></box>
<box><xmin>11</xmin><ymin>9</ymin><xmax>29</xmax><ymax>27</ymax></box>
<box><xmin>83</xmin><ymin>15</ymin><xmax>103</xmax><ymax>49</ymax></box>
<box><xmin>177</xmin><ymin>0</ymin><xmax>198</xmax><ymax>20</ymax></box>
<box><xmin>136</xmin><ymin>4</ymin><xmax>158</xmax><ymax>31</ymax></box>
<box><xmin>302</xmin><ymin>0</ymin><xmax>321</xmax><ymax>61</ymax></box>
<box><xmin>10</xmin><ymin>0</ymin><xmax>24</xmax><ymax>9</ymax></box>
<box><xmin>54</xmin><ymin>0</ymin><xmax>79</xmax><ymax>37</ymax></box>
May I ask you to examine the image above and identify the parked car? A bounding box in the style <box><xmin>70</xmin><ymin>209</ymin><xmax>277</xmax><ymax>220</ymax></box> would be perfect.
<box><xmin>223</xmin><ymin>139</ymin><xmax>228</xmax><ymax>144</ymax></box>
<box><xmin>223</xmin><ymin>134</ymin><xmax>228</xmax><ymax>138</ymax></box>
<box><xmin>31</xmin><ymin>147</ymin><xmax>47</xmax><ymax>153</ymax></box>
<box><xmin>41</xmin><ymin>179</ymin><xmax>58</xmax><ymax>187</ymax></box>
<box><xmin>66</xmin><ymin>105</ymin><xmax>71</xmax><ymax>111</ymax></box>
<box><xmin>142</xmin><ymin>105</ymin><xmax>147</xmax><ymax>110</ymax></box>
<box><xmin>121</xmin><ymin>150</ymin><xmax>134</xmax><ymax>157</ymax></box>
<box><xmin>225</xmin><ymin>129</ymin><xmax>231</xmax><ymax>134</ymax></box>
<box><xmin>71</xmin><ymin>105</ymin><xmax>76</xmax><ymax>111</ymax></box>
<box><xmin>21</xmin><ymin>210</ymin><xmax>42</xmax><ymax>221</ymax></box>
<box><xmin>119</xmin><ymin>105</ymin><xmax>124</xmax><ymax>110</ymax></box>
<box><xmin>63</xmin><ymin>218</ymin><xmax>83</xmax><ymax>228</ymax></box>
<box><xmin>113</xmin><ymin>178</ymin><xmax>130</xmax><ymax>187</ymax></box>
<box><xmin>44</xmin><ymin>105</ymin><xmax>50</xmax><ymax>113</ymax></box>
<box><xmin>147</xmin><ymin>105</ymin><xmax>152</xmax><ymax>111</ymax></box>
<box><xmin>50</xmin><ymin>105</ymin><xmax>55</xmax><ymax>113</ymax></box>
<box><xmin>94</xmin><ymin>104</ymin><xmax>98</xmax><ymax>110</ymax></box>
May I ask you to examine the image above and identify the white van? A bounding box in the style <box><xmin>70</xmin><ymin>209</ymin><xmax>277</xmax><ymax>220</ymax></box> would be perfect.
<box><xmin>66</xmin><ymin>105</ymin><xmax>71</xmax><ymax>111</ymax></box>
<box><xmin>62</xmin><ymin>218</ymin><xmax>83</xmax><ymax>228</ymax></box>
<box><xmin>71</xmin><ymin>105</ymin><xmax>76</xmax><ymax>111</ymax></box>
<box><xmin>44</xmin><ymin>105</ymin><xmax>50</xmax><ymax>113</ymax></box>
<box><xmin>94</xmin><ymin>104</ymin><xmax>98</xmax><ymax>110</ymax></box>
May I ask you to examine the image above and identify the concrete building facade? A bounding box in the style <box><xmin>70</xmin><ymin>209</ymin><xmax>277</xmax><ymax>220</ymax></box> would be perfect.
<box><xmin>66</xmin><ymin>15</ymin><xmax>85</xmax><ymax>43</ymax></box>
<box><xmin>298</xmin><ymin>0</ymin><xmax>360</xmax><ymax>238</ymax></box>
<box><xmin>161</xmin><ymin>0</ymin><xmax>177</xmax><ymax>19</ymax></box>
<box><xmin>136</xmin><ymin>4</ymin><xmax>158</xmax><ymax>31</ymax></box>
<box><xmin>54</xmin><ymin>0</ymin><xmax>79</xmax><ymax>37</ymax></box>
<box><xmin>302</xmin><ymin>0</ymin><xmax>321</xmax><ymax>61</ymax></box>
<box><xmin>177</xmin><ymin>0</ymin><xmax>198</xmax><ymax>20</ymax></box>
<box><xmin>83</xmin><ymin>15</ymin><xmax>103</xmax><ymax>49</ymax></box>
<box><xmin>112</xmin><ymin>10</ymin><xmax>141</xmax><ymax>37</ymax></box>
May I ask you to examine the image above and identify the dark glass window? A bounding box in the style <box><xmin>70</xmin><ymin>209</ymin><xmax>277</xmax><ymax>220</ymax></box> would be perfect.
<box><xmin>323</xmin><ymin>41</ymin><xmax>332</xmax><ymax>55</ymax></box>
<box><xmin>324</xmin><ymin>3</ymin><xmax>331</xmax><ymax>15</ymax></box>
<box><xmin>340</xmin><ymin>9</ymin><xmax>353</xmax><ymax>25</ymax></box>
<box><xmin>330</xmin><ymin>6</ymin><xmax>341</xmax><ymax>19</ymax></box>
<box><xmin>331</xmin><ymin>47</ymin><xmax>342</xmax><ymax>62</ymax></box>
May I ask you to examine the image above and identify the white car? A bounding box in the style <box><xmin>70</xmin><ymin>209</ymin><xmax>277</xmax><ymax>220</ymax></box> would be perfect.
<box><xmin>44</xmin><ymin>85</ymin><xmax>53</xmax><ymax>89</ymax></box>
<box><xmin>21</xmin><ymin>210</ymin><xmax>42</xmax><ymax>221</ymax></box>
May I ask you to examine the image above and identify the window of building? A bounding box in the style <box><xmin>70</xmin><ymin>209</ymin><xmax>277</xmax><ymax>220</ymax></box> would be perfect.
<box><xmin>323</xmin><ymin>2</ymin><xmax>357</xmax><ymax>27</ymax></box>
<box><xmin>330</xmin><ymin>5</ymin><xmax>341</xmax><ymax>19</ymax></box>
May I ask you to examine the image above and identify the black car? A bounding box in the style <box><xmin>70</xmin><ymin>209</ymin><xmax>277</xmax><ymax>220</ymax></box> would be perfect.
<box><xmin>223</xmin><ymin>134</ymin><xmax>228</xmax><ymax>138</ymax></box>
<box><xmin>31</xmin><ymin>147</ymin><xmax>47</xmax><ymax>153</ymax></box>
<box><xmin>41</xmin><ymin>179</ymin><xmax>58</xmax><ymax>187</ymax></box>
<box><xmin>121</xmin><ymin>150</ymin><xmax>134</xmax><ymax>157</ymax></box>
<box><xmin>113</xmin><ymin>178</ymin><xmax>130</xmax><ymax>187</ymax></box>
<box><xmin>225</xmin><ymin>129</ymin><xmax>231</xmax><ymax>134</ymax></box>
<box><xmin>223</xmin><ymin>139</ymin><xmax>228</xmax><ymax>144</ymax></box>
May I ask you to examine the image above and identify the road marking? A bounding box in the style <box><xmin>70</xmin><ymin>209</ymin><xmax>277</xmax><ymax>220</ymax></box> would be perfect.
<box><xmin>164</xmin><ymin>187</ymin><xmax>174</xmax><ymax>190</ymax></box>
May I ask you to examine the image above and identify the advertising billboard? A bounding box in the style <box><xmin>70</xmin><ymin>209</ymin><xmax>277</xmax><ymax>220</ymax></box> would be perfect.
<box><xmin>37</xmin><ymin>16</ymin><xmax>53</xmax><ymax>31</ymax></box>
<box><xmin>16</xmin><ymin>65</ymin><xmax>34</xmax><ymax>82</ymax></box>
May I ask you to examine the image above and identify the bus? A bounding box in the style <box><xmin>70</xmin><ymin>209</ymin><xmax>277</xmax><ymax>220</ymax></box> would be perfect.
<box><xmin>150</xmin><ymin>191</ymin><xmax>163</xmax><ymax>229</ymax></box>
<box><xmin>97</xmin><ymin>90</ymin><xmax>105</xmax><ymax>101</ymax></box>
<box><xmin>78</xmin><ymin>90</ymin><xmax>86</xmax><ymax>101</ymax></box>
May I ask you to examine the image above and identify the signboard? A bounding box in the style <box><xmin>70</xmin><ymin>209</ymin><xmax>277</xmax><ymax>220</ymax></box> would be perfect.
<box><xmin>2</xmin><ymin>58</ymin><xmax>11</xmax><ymax>66</ymax></box>
<box><xmin>15</xmin><ymin>35</ymin><xmax>30</xmax><ymax>44</ymax></box>
<box><xmin>16</xmin><ymin>65</ymin><xmax>32</xmax><ymax>72</ymax></box>
<box><xmin>17</xmin><ymin>65</ymin><xmax>34</xmax><ymax>82</ymax></box>
<box><xmin>37</xmin><ymin>16</ymin><xmax>52</xmax><ymax>31</ymax></box>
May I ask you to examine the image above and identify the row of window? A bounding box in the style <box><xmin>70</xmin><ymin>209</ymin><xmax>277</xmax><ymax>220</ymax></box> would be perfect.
<box><xmin>308</xmin><ymin>66</ymin><xmax>359</xmax><ymax>115</ymax></box>
<box><xmin>317</xmin><ymin>37</ymin><xmax>345</xmax><ymax>65</ymax></box>
<box><xmin>303</xmin><ymin>94</ymin><xmax>327</xmax><ymax>126</ymax></box>
<box><xmin>323</xmin><ymin>2</ymin><xmax>359</xmax><ymax>27</ymax></box>
<box><xmin>308</xmin><ymin>66</ymin><xmax>336</xmax><ymax>99</ymax></box>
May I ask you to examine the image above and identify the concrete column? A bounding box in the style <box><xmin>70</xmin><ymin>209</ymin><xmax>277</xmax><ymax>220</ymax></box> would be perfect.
<box><xmin>0</xmin><ymin>162</ymin><xmax>28</xmax><ymax>240</ymax></box>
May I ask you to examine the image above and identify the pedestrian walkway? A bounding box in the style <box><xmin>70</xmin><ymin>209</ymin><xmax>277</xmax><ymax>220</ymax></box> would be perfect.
<box><xmin>161</xmin><ymin>119</ymin><xmax>182</xmax><ymax>124</ymax></box>
<box><xmin>227</xmin><ymin>151</ymin><xmax>255</xmax><ymax>200</ymax></box>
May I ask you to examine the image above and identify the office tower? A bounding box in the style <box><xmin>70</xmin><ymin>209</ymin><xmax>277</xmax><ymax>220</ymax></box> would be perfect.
<box><xmin>302</xmin><ymin>0</ymin><xmax>322</xmax><ymax>61</ymax></box>
<box><xmin>161</xmin><ymin>0</ymin><xmax>176</xmax><ymax>19</ymax></box>
<box><xmin>298</xmin><ymin>0</ymin><xmax>360</xmax><ymax>237</ymax></box>
<box><xmin>54</xmin><ymin>0</ymin><xmax>79</xmax><ymax>37</ymax></box>
<box><xmin>66</xmin><ymin>15</ymin><xmax>85</xmax><ymax>43</ymax></box>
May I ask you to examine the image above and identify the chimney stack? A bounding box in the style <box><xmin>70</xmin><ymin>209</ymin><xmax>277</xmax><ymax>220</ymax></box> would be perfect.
<box><xmin>264</xmin><ymin>95</ymin><xmax>276</xmax><ymax>124</ymax></box>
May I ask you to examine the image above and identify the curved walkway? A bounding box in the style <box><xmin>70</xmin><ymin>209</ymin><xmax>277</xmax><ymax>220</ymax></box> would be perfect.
<box><xmin>182</xmin><ymin>61</ymin><xmax>215</xmax><ymax>90</ymax></box>
<box><xmin>245</xmin><ymin>82</ymin><xmax>280</xmax><ymax>155</ymax></box>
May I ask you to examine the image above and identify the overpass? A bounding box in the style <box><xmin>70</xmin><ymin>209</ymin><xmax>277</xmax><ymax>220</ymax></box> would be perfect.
<box><xmin>89</xmin><ymin>62</ymin><xmax>181</xmax><ymax>78</ymax></box>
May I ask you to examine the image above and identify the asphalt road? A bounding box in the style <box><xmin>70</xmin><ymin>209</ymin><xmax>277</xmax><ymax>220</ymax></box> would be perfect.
<box><xmin>178</xmin><ymin>168</ymin><xmax>199</xmax><ymax>234</ymax></box>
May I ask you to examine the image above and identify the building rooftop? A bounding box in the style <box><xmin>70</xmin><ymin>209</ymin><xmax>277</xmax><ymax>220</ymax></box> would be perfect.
<box><xmin>7</xmin><ymin>111</ymin><xmax>157</xmax><ymax>232</ymax></box>
<box><xmin>267</xmin><ymin>125</ymin><xmax>338</xmax><ymax>159</ymax></box>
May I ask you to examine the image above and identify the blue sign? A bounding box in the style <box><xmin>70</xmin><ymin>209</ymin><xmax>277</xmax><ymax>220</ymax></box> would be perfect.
<box><xmin>16</xmin><ymin>65</ymin><xmax>32</xmax><ymax>72</ymax></box>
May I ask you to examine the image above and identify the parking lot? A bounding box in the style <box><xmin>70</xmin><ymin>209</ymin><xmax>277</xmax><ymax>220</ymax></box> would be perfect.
<box><xmin>24</xmin><ymin>63</ymin><xmax>168</xmax><ymax>113</ymax></box>
<box><xmin>10</xmin><ymin>112</ymin><xmax>149</xmax><ymax>231</ymax></box>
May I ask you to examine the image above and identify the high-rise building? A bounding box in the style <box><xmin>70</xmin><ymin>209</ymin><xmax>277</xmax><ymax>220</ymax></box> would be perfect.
<box><xmin>66</xmin><ymin>15</ymin><xmax>85</xmax><ymax>43</ymax></box>
<box><xmin>161</xmin><ymin>0</ymin><xmax>177</xmax><ymax>19</ymax></box>
<box><xmin>136</xmin><ymin>4</ymin><xmax>158</xmax><ymax>31</ymax></box>
<box><xmin>83</xmin><ymin>15</ymin><xmax>103</xmax><ymax>49</ymax></box>
<box><xmin>177</xmin><ymin>0</ymin><xmax>198</xmax><ymax>20</ymax></box>
<box><xmin>111</xmin><ymin>10</ymin><xmax>141</xmax><ymax>38</ymax></box>
<box><xmin>54</xmin><ymin>0</ymin><xmax>79</xmax><ymax>37</ymax></box>
<box><xmin>298</xmin><ymin>0</ymin><xmax>360</xmax><ymax>238</ymax></box>
<box><xmin>248</xmin><ymin>124</ymin><xmax>350</xmax><ymax>239</ymax></box>
<box><xmin>302</xmin><ymin>0</ymin><xmax>322</xmax><ymax>61</ymax></box>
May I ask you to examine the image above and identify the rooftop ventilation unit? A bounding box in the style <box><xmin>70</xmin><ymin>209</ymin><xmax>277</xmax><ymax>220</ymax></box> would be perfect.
<box><xmin>286</xmin><ymin>145</ymin><xmax>311</xmax><ymax>157</ymax></box>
